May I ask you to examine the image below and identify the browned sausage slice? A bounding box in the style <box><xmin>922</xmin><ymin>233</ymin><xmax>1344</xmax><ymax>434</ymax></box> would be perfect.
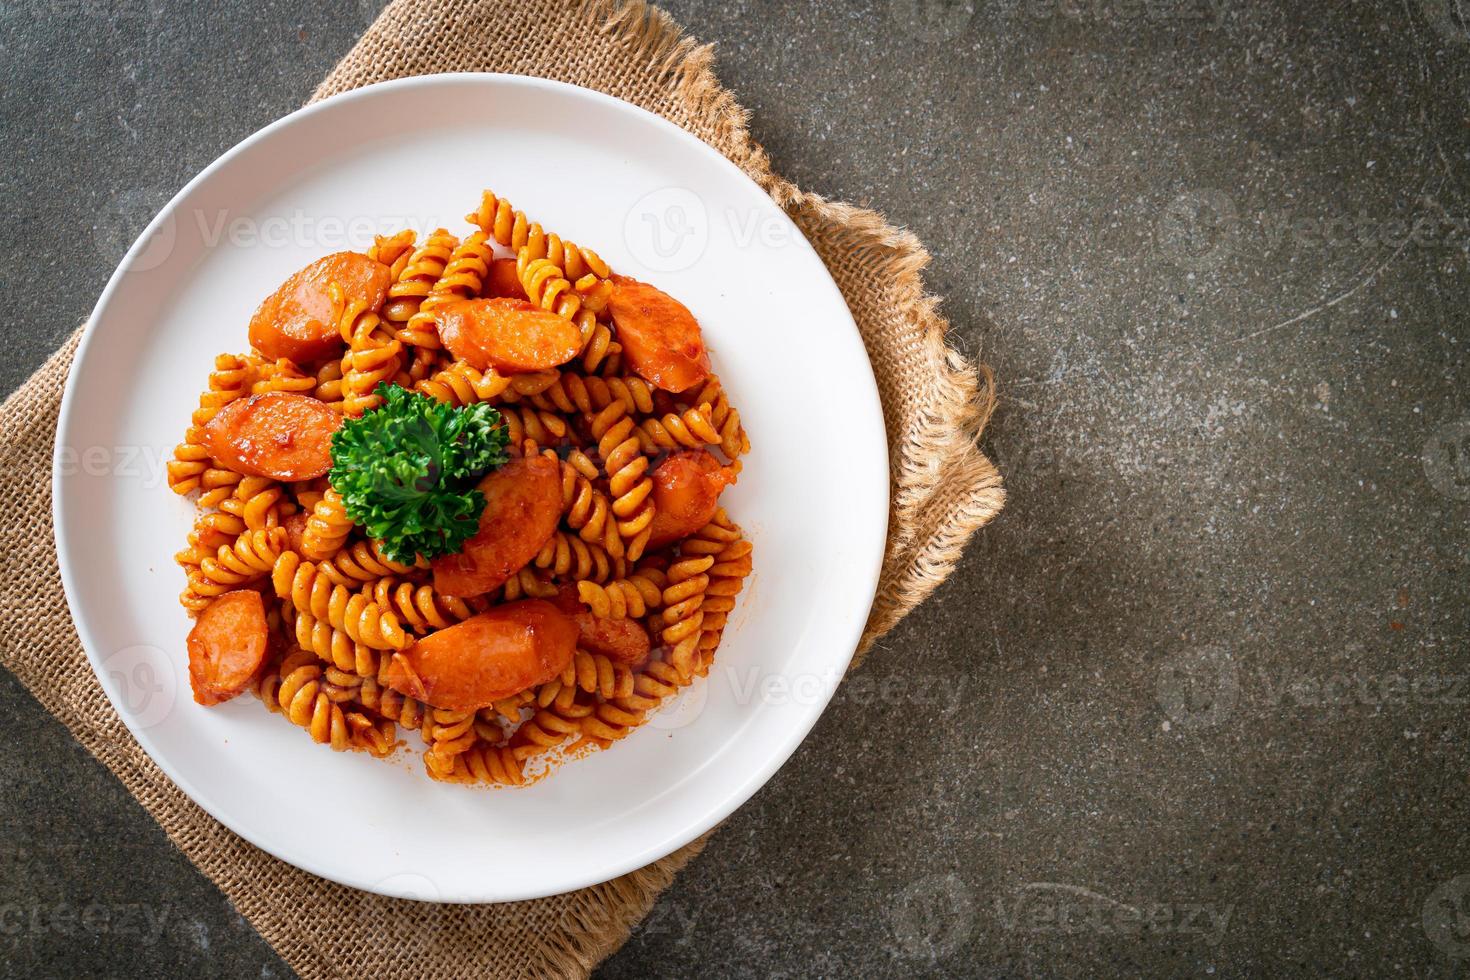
<box><xmin>646</xmin><ymin>449</ymin><xmax>737</xmax><ymax>549</ymax></box>
<box><xmin>203</xmin><ymin>392</ymin><xmax>342</xmax><ymax>481</ymax></box>
<box><xmin>249</xmin><ymin>251</ymin><xmax>389</xmax><ymax>363</ymax></box>
<box><xmin>608</xmin><ymin>275</ymin><xmax>711</xmax><ymax>393</ymax></box>
<box><xmin>187</xmin><ymin>590</ymin><xmax>269</xmax><ymax>706</ymax></box>
<box><xmin>435</xmin><ymin>298</ymin><xmax>582</xmax><ymax>373</ymax></box>
<box><xmin>381</xmin><ymin>599</ymin><xmax>577</xmax><ymax>710</ymax></box>
<box><xmin>431</xmin><ymin>455</ymin><xmax>563</xmax><ymax>597</ymax></box>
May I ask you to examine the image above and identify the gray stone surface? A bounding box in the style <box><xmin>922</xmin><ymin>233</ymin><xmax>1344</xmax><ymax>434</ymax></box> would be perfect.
<box><xmin>2</xmin><ymin>0</ymin><xmax>1468</xmax><ymax>976</ymax></box>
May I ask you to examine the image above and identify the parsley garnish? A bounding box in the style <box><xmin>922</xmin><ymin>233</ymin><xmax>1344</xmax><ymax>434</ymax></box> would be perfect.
<box><xmin>328</xmin><ymin>383</ymin><xmax>509</xmax><ymax>563</ymax></box>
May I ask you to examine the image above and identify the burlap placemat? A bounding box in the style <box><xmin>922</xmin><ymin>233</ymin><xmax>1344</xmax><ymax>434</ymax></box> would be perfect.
<box><xmin>0</xmin><ymin>1</ymin><xmax>1004</xmax><ymax>976</ymax></box>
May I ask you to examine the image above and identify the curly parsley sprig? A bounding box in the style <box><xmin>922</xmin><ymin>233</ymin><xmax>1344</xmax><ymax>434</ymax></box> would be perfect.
<box><xmin>328</xmin><ymin>383</ymin><xmax>509</xmax><ymax>563</ymax></box>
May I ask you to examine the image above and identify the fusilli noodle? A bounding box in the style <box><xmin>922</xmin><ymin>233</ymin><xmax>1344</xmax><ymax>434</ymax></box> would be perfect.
<box><xmin>218</xmin><ymin>476</ymin><xmax>291</xmax><ymax>531</ymax></box>
<box><xmin>262</xmin><ymin>649</ymin><xmax>396</xmax><ymax>755</ymax></box>
<box><xmin>463</xmin><ymin>189</ymin><xmax>602</xmax><ymax>273</ymax></box>
<box><xmin>534</xmin><ymin>530</ymin><xmax>622</xmax><ymax>583</ymax></box>
<box><xmin>363</xmin><ymin>577</ymin><xmax>479</xmax><ymax>633</ymax></box>
<box><xmin>334</xmin><ymin>282</ymin><xmax>404</xmax><ymax>417</ymax></box>
<box><xmin>252</xmin><ymin>357</ymin><xmax>317</xmax><ymax>395</ymax></box>
<box><xmin>383</xmin><ymin>228</ymin><xmax>458</xmax><ymax>347</ymax></box>
<box><xmin>273</xmin><ymin>552</ymin><xmax>412</xmax><ymax>651</ymax></box>
<box><xmin>681</xmin><ymin>376</ymin><xmax>750</xmax><ymax>460</ymax></box>
<box><xmin>575</xmin><ymin>572</ymin><xmax>664</xmax><ymax>620</ymax></box>
<box><xmin>182</xmin><ymin>527</ymin><xmax>289</xmax><ymax>609</ymax></box>
<box><xmin>301</xmin><ymin>487</ymin><xmax>353</xmax><ymax>559</ymax></box>
<box><xmin>589</xmin><ymin>400</ymin><xmax>655</xmax><ymax>561</ymax></box>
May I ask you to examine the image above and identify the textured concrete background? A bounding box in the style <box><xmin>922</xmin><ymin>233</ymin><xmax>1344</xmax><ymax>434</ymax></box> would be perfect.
<box><xmin>3</xmin><ymin>0</ymin><xmax>1469</xmax><ymax>976</ymax></box>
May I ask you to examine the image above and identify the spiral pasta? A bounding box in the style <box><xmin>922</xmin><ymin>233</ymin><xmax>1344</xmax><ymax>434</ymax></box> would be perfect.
<box><xmin>635</xmin><ymin>404</ymin><xmax>724</xmax><ymax>452</ymax></box>
<box><xmin>413</xmin><ymin>361</ymin><xmax>559</xmax><ymax>411</ymax></box>
<box><xmin>319</xmin><ymin>665</ymin><xmax>365</xmax><ymax>704</ymax></box>
<box><xmin>512</xmin><ymin>706</ymin><xmax>584</xmax><ymax>757</ymax></box>
<box><xmin>558</xmin><ymin>456</ymin><xmax>624</xmax><ymax>559</ymax></box>
<box><xmin>368</xmin><ymin>229</ymin><xmax>417</xmax><ymax>280</ymax></box>
<box><xmin>184</xmin><ymin>519</ymin><xmax>243</xmax><ymax>556</ymax></box>
<box><xmin>680</xmin><ymin>376</ymin><xmax>750</xmax><ymax>460</ymax></box>
<box><xmin>589</xmin><ymin>401</ymin><xmax>655</xmax><ymax>561</ymax></box>
<box><xmin>579</xmin><ymin>700</ymin><xmax>646</xmax><ymax>748</ymax></box>
<box><xmin>290</xmin><ymin>477</ymin><xmax>330</xmax><ymax>513</ymax></box>
<box><xmin>409</xmin><ymin>343</ymin><xmax>449</xmax><ymax>382</ymax></box>
<box><xmin>518</xmin><ymin>254</ymin><xmax>616</xmax><ymax>372</ymax></box>
<box><xmin>575</xmin><ymin>572</ymin><xmax>664</xmax><ymax>620</ymax></box>
<box><xmin>382</xmin><ymin>227</ymin><xmax>458</xmax><ymax>347</ymax></box>
<box><xmin>534</xmin><ymin>530</ymin><xmax>622</xmax><ymax>583</ymax></box>
<box><xmin>252</xmin><ymin>357</ymin><xmax>317</xmax><ymax>395</ymax></box>
<box><xmin>318</xmin><ymin>538</ymin><xmax>421</xmax><ymax>586</ymax></box>
<box><xmin>465</xmin><ymin>190</ymin><xmax>612</xmax><ymax>281</ymax></box>
<box><xmin>660</xmin><ymin>549</ymin><xmax>715</xmax><ymax>681</ymax></box>
<box><xmin>499</xmin><ymin>403</ymin><xmax>568</xmax><ymax>449</ymax></box>
<box><xmin>178</xmin><ymin>510</ymin><xmax>248</xmax><ymax>559</ymax></box>
<box><xmin>273</xmin><ymin>552</ymin><xmax>411</xmax><ymax>651</ymax></box>
<box><xmin>313</xmin><ymin>357</ymin><xmax>346</xmax><ymax>407</ymax></box>
<box><xmin>188</xmin><ymin>353</ymin><xmax>258</xmax><ymax>434</ymax></box>
<box><xmin>301</xmin><ymin>487</ymin><xmax>353</xmax><ymax>560</ymax></box>
<box><xmin>518</xmin><ymin>253</ymin><xmax>608</xmax><ymax>324</ymax></box>
<box><xmin>464</xmin><ymin>189</ymin><xmax>618</xmax><ymax>371</ymax></box>
<box><xmin>282</xmin><ymin>598</ymin><xmax>381</xmax><ymax>678</ymax></box>
<box><xmin>612</xmin><ymin>656</ymin><xmax>687</xmax><ymax>715</ymax></box>
<box><xmin>172</xmin><ymin>188</ymin><xmax>754</xmax><ymax>787</ymax></box>
<box><xmin>406</xmin><ymin>229</ymin><xmax>494</xmax><ymax>346</ymax></box>
<box><xmin>562</xmin><ymin>649</ymin><xmax>635</xmax><ymax>700</ymax></box>
<box><xmin>512</xmin><ymin>682</ymin><xmax>595</xmax><ymax>757</ymax></box>
<box><xmin>353</xmin><ymin>675</ymin><xmax>425</xmax><ymax>734</ymax></box>
<box><xmin>363</xmin><ymin>577</ymin><xmax>478</xmax><ymax>633</ymax></box>
<box><xmin>218</xmin><ymin>476</ymin><xmax>291</xmax><ymax>532</ymax></box>
<box><xmin>499</xmin><ymin>568</ymin><xmax>559</xmax><ymax>602</ymax></box>
<box><xmin>522</xmin><ymin>371</ymin><xmax>656</xmax><ymax>417</ymax></box>
<box><xmin>691</xmin><ymin>510</ymin><xmax>753</xmax><ymax>663</ymax></box>
<box><xmin>485</xmin><ymin>690</ymin><xmax>535</xmax><ymax>724</ymax></box>
<box><xmin>262</xmin><ymin>649</ymin><xmax>396</xmax><ymax>755</ymax></box>
<box><xmin>416</xmin><ymin>360</ymin><xmax>510</xmax><ymax>407</ymax></box>
<box><xmin>513</xmin><ymin>228</ymin><xmax>611</xmax><ymax>286</ymax></box>
<box><xmin>333</xmin><ymin>282</ymin><xmax>404</xmax><ymax>417</ymax></box>
<box><xmin>182</xmin><ymin>527</ymin><xmax>289</xmax><ymax>609</ymax></box>
<box><xmin>572</xmin><ymin>316</ymin><xmax>618</xmax><ymax>374</ymax></box>
<box><xmin>424</xmin><ymin>707</ymin><xmax>479</xmax><ymax>778</ymax></box>
<box><xmin>431</xmin><ymin>740</ymin><xmax>525</xmax><ymax>785</ymax></box>
<box><xmin>166</xmin><ymin>353</ymin><xmax>258</xmax><ymax>498</ymax></box>
<box><xmin>166</xmin><ymin>443</ymin><xmax>240</xmax><ymax>505</ymax></box>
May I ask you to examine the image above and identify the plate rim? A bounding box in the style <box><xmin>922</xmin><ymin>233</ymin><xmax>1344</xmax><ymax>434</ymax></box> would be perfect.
<box><xmin>52</xmin><ymin>71</ymin><xmax>890</xmax><ymax>902</ymax></box>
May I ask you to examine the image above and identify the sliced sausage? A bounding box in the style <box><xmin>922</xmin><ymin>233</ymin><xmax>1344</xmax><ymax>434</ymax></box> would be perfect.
<box><xmin>608</xmin><ymin>274</ymin><xmax>711</xmax><ymax>393</ymax></box>
<box><xmin>431</xmin><ymin>454</ymin><xmax>563</xmax><ymax>597</ymax></box>
<box><xmin>381</xmin><ymin>599</ymin><xmax>577</xmax><ymax>710</ymax></box>
<box><xmin>187</xmin><ymin>590</ymin><xmax>269</xmax><ymax>706</ymax></box>
<box><xmin>552</xmin><ymin>586</ymin><xmax>652</xmax><ymax>668</ymax></box>
<box><xmin>484</xmin><ymin>258</ymin><xmax>529</xmax><ymax>300</ymax></box>
<box><xmin>203</xmin><ymin>392</ymin><xmax>341</xmax><ymax>481</ymax></box>
<box><xmin>434</xmin><ymin>298</ymin><xmax>582</xmax><ymax>374</ymax></box>
<box><xmin>248</xmin><ymin>251</ymin><xmax>390</xmax><ymax>363</ymax></box>
<box><xmin>646</xmin><ymin>449</ymin><xmax>737</xmax><ymax>549</ymax></box>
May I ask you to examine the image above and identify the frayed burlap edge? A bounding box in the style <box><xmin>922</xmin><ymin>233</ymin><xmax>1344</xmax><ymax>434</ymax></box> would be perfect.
<box><xmin>312</xmin><ymin>0</ymin><xmax>1006</xmax><ymax>661</ymax></box>
<box><xmin>0</xmin><ymin>2</ymin><xmax>1005</xmax><ymax>979</ymax></box>
<box><xmin>579</xmin><ymin>2</ymin><xmax>1005</xmax><ymax>659</ymax></box>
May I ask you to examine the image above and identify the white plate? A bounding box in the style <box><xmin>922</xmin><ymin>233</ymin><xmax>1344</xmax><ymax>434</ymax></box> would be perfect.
<box><xmin>53</xmin><ymin>74</ymin><xmax>887</xmax><ymax>903</ymax></box>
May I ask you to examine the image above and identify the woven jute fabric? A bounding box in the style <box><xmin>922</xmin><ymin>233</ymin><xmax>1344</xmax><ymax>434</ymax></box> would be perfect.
<box><xmin>0</xmin><ymin>1</ymin><xmax>1004</xmax><ymax>976</ymax></box>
